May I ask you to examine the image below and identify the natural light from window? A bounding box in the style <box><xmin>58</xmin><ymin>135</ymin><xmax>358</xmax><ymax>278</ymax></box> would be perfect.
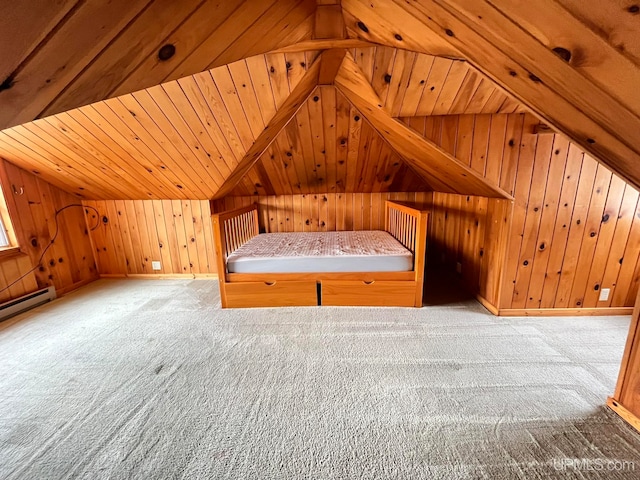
<box><xmin>0</xmin><ymin>217</ymin><xmax>9</xmax><ymax>247</ymax></box>
<box><xmin>0</xmin><ymin>178</ymin><xmax>17</xmax><ymax>251</ymax></box>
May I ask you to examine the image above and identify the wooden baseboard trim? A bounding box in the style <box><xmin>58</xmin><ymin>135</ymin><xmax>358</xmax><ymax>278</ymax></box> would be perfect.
<box><xmin>99</xmin><ymin>273</ymin><xmax>218</xmax><ymax>280</ymax></box>
<box><xmin>607</xmin><ymin>397</ymin><xmax>640</xmax><ymax>432</ymax></box>
<box><xmin>475</xmin><ymin>294</ymin><xmax>500</xmax><ymax>315</ymax></box>
<box><xmin>474</xmin><ymin>293</ymin><xmax>633</xmax><ymax>317</ymax></box>
<box><xmin>56</xmin><ymin>276</ymin><xmax>99</xmax><ymax>296</ymax></box>
<box><xmin>498</xmin><ymin>307</ymin><xmax>633</xmax><ymax>316</ymax></box>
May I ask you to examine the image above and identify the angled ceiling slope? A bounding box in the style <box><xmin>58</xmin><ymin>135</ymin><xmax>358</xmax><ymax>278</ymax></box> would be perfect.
<box><xmin>230</xmin><ymin>85</ymin><xmax>431</xmax><ymax>196</ymax></box>
<box><xmin>1</xmin><ymin>0</ymin><xmax>639</xmax><ymax>196</ymax></box>
<box><xmin>0</xmin><ymin>42</ymin><xmax>517</xmax><ymax>200</ymax></box>
<box><xmin>341</xmin><ymin>0</ymin><xmax>640</xmax><ymax>191</ymax></box>
<box><xmin>217</xmin><ymin>49</ymin><xmax>511</xmax><ymax>199</ymax></box>
<box><xmin>0</xmin><ymin>0</ymin><xmax>316</xmax><ymax>131</ymax></box>
<box><xmin>0</xmin><ymin>51</ymin><xmax>322</xmax><ymax>199</ymax></box>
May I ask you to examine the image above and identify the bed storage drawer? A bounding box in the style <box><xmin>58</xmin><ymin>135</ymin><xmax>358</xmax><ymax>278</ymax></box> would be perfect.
<box><xmin>321</xmin><ymin>280</ymin><xmax>417</xmax><ymax>307</ymax></box>
<box><xmin>224</xmin><ymin>281</ymin><xmax>318</xmax><ymax>308</ymax></box>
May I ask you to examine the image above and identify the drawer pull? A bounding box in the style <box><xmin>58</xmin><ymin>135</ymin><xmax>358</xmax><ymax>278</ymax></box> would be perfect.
<box><xmin>265</xmin><ymin>281</ymin><xmax>276</xmax><ymax>286</ymax></box>
<box><xmin>363</xmin><ymin>280</ymin><xmax>375</xmax><ymax>285</ymax></box>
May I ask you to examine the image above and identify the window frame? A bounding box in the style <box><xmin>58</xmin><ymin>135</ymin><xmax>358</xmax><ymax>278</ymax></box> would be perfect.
<box><xmin>0</xmin><ymin>160</ymin><xmax>23</xmax><ymax>259</ymax></box>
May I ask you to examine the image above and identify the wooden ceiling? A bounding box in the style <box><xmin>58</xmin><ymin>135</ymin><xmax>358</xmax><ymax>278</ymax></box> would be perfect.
<box><xmin>0</xmin><ymin>0</ymin><xmax>316</xmax><ymax>131</ymax></box>
<box><xmin>0</xmin><ymin>52</ymin><xmax>319</xmax><ymax>199</ymax></box>
<box><xmin>230</xmin><ymin>85</ymin><xmax>429</xmax><ymax>196</ymax></box>
<box><xmin>352</xmin><ymin>47</ymin><xmax>525</xmax><ymax>117</ymax></box>
<box><xmin>0</xmin><ymin>0</ymin><xmax>638</xmax><ymax>198</ymax></box>
<box><xmin>341</xmin><ymin>0</ymin><xmax>640</xmax><ymax>191</ymax></box>
<box><xmin>0</xmin><ymin>44</ymin><xmax>521</xmax><ymax>200</ymax></box>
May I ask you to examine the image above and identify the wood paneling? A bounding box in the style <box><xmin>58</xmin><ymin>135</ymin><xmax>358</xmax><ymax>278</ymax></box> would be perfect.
<box><xmin>83</xmin><ymin>200</ymin><xmax>216</xmax><ymax>276</ymax></box>
<box><xmin>214</xmin><ymin>192</ymin><xmax>431</xmax><ymax>233</ymax></box>
<box><xmin>352</xmin><ymin>47</ymin><xmax>526</xmax><ymax>117</ymax></box>
<box><xmin>0</xmin><ymin>52</ymin><xmax>316</xmax><ymax>200</ymax></box>
<box><xmin>0</xmin><ymin>159</ymin><xmax>97</xmax><ymax>302</ymax></box>
<box><xmin>341</xmin><ymin>0</ymin><xmax>460</xmax><ymax>58</ymax></box>
<box><xmin>428</xmin><ymin>192</ymin><xmax>510</xmax><ymax>307</ymax></box>
<box><xmin>610</xmin><ymin>288</ymin><xmax>640</xmax><ymax>432</ymax></box>
<box><xmin>408</xmin><ymin>112</ymin><xmax>640</xmax><ymax>311</ymax></box>
<box><xmin>0</xmin><ymin>0</ymin><xmax>315</xmax><ymax>130</ymax></box>
<box><xmin>230</xmin><ymin>86</ymin><xmax>428</xmax><ymax>196</ymax></box>
<box><xmin>335</xmin><ymin>52</ymin><xmax>511</xmax><ymax>198</ymax></box>
<box><xmin>341</xmin><ymin>0</ymin><xmax>640</xmax><ymax>193</ymax></box>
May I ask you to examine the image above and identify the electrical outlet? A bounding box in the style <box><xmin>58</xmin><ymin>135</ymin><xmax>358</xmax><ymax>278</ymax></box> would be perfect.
<box><xmin>456</xmin><ymin>262</ymin><xmax>462</xmax><ymax>274</ymax></box>
<box><xmin>599</xmin><ymin>288</ymin><xmax>610</xmax><ymax>302</ymax></box>
<box><xmin>151</xmin><ymin>261</ymin><xmax>161</xmax><ymax>271</ymax></box>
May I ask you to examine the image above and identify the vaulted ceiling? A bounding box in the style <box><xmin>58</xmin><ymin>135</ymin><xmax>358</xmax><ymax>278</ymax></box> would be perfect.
<box><xmin>0</xmin><ymin>0</ymin><xmax>638</xmax><ymax>199</ymax></box>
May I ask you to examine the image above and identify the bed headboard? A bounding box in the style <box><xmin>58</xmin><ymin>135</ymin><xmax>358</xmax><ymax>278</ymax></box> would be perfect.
<box><xmin>384</xmin><ymin>201</ymin><xmax>428</xmax><ymax>255</ymax></box>
<box><xmin>212</xmin><ymin>204</ymin><xmax>259</xmax><ymax>277</ymax></box>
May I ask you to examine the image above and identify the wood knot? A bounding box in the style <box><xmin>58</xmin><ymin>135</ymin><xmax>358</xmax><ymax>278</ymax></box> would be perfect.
<box><xmin>384</xmin><ymin>73</ymin><xmax>392</xmax><ymax>83</ymax></box>
<box><xmin>0</xmin><ymin>74</ymin><xmax>16</xmax><ymax>92</ymax></box>
<box><xmin>394</xmin><ymin>33</ymin><xmax>403</xmax><ymax>41</ymax></box>
<box><xmin>552</xmin><ymin>47</ymin><xmax>572</xmax><ymax>62</ymax></box>
<box><xmin>628</xmin><ymin>5</ymin><xmax>639</xmax><ymax>13</ymax></box>
<box><xmin>445</xmin><ymin>29</ymin><xmax>454</xmax><ymax>37</ymax></box>
<box><xmin>357</xmin><ymin>21</ymin><xmax>369</xmax><ymax>33</ymax></box>
<box><xmin>158</xmin><ymin>44</ymin><xmax>176</xmax><ymax>61</ymax></box>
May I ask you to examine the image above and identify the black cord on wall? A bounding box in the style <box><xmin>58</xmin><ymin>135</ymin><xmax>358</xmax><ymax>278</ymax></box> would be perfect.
<box><xmin>0</xmin><ymin>204</ymin><xmax>101</xmax><ymax>295</ymax></box>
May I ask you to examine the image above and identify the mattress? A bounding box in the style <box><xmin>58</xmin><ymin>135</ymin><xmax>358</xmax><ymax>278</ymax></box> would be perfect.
<box><xmin>226</xmin><ymin>230</ymin><xmax>413</xmax><ymax>273</ymax></box>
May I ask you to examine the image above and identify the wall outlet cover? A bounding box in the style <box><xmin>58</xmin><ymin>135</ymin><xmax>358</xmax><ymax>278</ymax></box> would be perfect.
<box><xmin>151</xmin><ymin>261</ymin><xmax>161</xmax><ymax>271</ymax></box>
<box><xmin>599</xmin><ymin>288</ymin><xmax>610</xmax><ymax>302</ymax></box>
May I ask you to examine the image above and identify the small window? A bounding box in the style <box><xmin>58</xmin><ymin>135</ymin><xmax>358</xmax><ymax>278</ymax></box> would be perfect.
<box><xmin>0</xmin><ymin>216</ymin><xmax>9</xmax><ymax>247</ymax></box>
<box><xmin>0</xmin><ymin>181</ymin><xmax>18</xmax><ymax>251</ymax></box>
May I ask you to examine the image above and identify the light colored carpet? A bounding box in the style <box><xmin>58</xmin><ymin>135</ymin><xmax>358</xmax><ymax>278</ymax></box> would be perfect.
<box><xmin>1</xmin><ymin>278</ymin><xmax>639</xmax><ymax>479</ymax></box>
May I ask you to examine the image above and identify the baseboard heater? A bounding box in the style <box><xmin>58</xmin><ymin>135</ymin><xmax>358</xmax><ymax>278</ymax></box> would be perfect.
<box><xmin>0</xmin><ymin>286</ymin><xmax>56</xmax><ymax>322</ymax></box>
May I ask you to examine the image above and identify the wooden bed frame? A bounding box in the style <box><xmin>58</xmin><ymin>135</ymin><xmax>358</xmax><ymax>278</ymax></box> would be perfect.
<box><xmin>212</xmin><ymin>201</ymin><xmax>429</xmax><ymax>308</ymax></box>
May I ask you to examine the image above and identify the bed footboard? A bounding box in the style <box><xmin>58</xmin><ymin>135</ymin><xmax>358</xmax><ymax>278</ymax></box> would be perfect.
<box><xmin>385</xmin><ymin>201</ymin><xmax>429</xmax><ymax>306</ymax></box>
<box><xmin>212</xmin><ymin>204</ymin><xmax>259</xmax><ymax>307</ymax></box>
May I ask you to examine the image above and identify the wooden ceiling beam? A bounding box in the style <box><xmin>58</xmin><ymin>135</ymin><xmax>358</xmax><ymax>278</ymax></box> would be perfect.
<box><xmin>334</xmin><ymin>51</ymin><xmax>512</xmax><ymax>199</ymax></box>
<box><xmin>318</xmin><ymin>49</ymin><xmax>347</xmax><ymax>85</ymax></box>
<box><xmin>314</xmin><ymin>2</ymin><xmax>346</xmax><ymax>39</ymax></box>
<box><xmin>212</xmin><ymin>53</ymin><xmax>323</xmax><ymax>200</ymax></box>
<box><xmin>271</xmin><ymin>38</ymin><xmax>378</xmax><ymax>53</ymax></box>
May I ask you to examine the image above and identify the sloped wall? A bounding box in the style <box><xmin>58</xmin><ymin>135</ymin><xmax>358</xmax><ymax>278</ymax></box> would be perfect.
<box><xmin>405</xmin><ymin>113</ymin><xmax>640</xmax><ymax>313</ymax></box>
<box><xmin>0</xmin><ymin>159</ymin><xmax>97</xmax><ymax>302</ymax></box>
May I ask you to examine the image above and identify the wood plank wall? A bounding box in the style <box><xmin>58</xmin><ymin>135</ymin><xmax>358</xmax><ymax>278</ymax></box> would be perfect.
<box><xmin>405</xmin><ymin>113</ymin><xmax>640</xmax><ymax>311</ymax></box>
<box><xmin>214</xmin><ymin>192</ymin><xmax>432</xmax><ymax>233</ymax></box>
<box><xmin>83</xmin><ymin>200</ymin><xmax>217</xmax><ymax>276</ymax></box>
<box><xmin>0</xmin><ymin>159</ymin><xmax>97</xmax><ymax>302</ymax></box>
<box><xmin>609</xmin><ymin>288</ymin><xmax>640</xmax><ymax>431</ymax></box>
